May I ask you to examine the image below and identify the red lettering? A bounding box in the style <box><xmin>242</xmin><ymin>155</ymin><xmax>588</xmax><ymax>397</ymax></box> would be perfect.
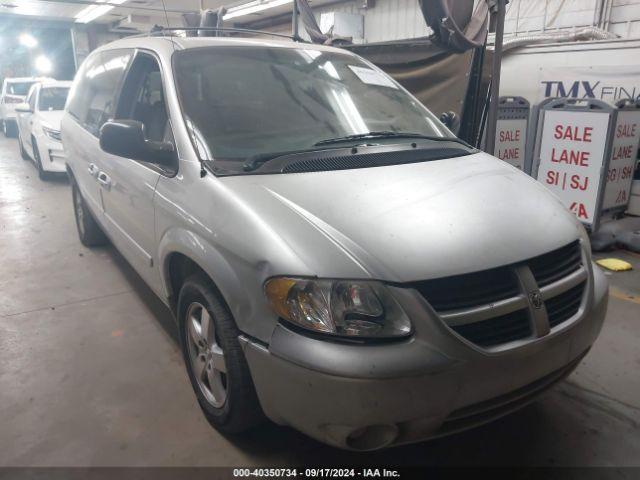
<box><xmin>584</xmin><ymin>127</ymin><xmax>592</xmax><ymax>142</ymax></box>
<box><xmin>612</xmin><ymin>145</ymin><xmax>633</xmax><ymax>160</ymax></box>
<box><xmin>569</xmin><ymin>175</ymin><xmax>589</xmax><ymax>191</ymax></box>
<box><xmin>616</xmin><ymin>123</ymin><xmax>637</xmax><ymax>138</ymax></box>
<box><xmin>546</xmin><ymin>171</ymin><xmax>559</xmax><ymax>186</ymax></box>
<box><xmin>554</xmin><ymin>125</ymin><xmax>593</xmax><ymax>142</ymax></box>
<box><xmin>551</xmin><ymin>148</ymin><xmax>590</xmax><ymax>166</ymax></box>
<box><xmin>500</xmin><ymin>129</ymin><xmax>520</xmax><ymax>142</ymax></box>
<box><xmin>570</xmin><ymin>202</ymin><xmax>589</xmax><ymax>219</ymax></box>
<box><xmin>499</xmin><ymin>148</ymin><xmax>520</xmax><ymax>160</ymax></box>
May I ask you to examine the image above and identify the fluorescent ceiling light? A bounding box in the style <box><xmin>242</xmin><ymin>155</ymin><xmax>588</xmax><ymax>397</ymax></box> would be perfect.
<box><xmin>35</xmin><ymin>55</ymin><xmax>53</xmax><ymax>74</ymax></box>
<box><xmin>19</xmin><ymin>33</ymin><xmax>38</xmax><ymax>48</ymax></box>
<box><xmin>75</xmin><ymin>0</ymin><xmax>127</xmax><ymax>24</ymax></box>
<box><xmin>223</xmin><ymin>0</ymin><xmax>293</xmax><ymax>20</ymax></box>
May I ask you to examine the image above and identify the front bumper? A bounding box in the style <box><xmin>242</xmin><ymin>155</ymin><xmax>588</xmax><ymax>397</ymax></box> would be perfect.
<box><xmin>37</xmin><ymin>136</ymin><xmax>66</xmax><ymax>173</ymax></box>
<box><xmin>241</xmin><ymin>263</ymin><xmax>608</xmax><ymax>450</ymax></box>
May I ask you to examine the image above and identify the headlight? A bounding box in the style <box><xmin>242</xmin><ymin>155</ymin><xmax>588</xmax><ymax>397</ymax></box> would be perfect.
<box><xmin>264</xmin><ymin>277</ymin><xmax>412</xmax><ymax>339</ymax></box>
<box><xmin>42</xmin><ymin>126</ymin><xmax>61</xmax><ymax>141</ymax></box>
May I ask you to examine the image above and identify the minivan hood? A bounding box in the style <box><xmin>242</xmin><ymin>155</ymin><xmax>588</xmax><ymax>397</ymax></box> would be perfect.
<box><xmin>221</xmin><ymin>152</ymin><xmax>584</xmax><ymax>282</ymax></box>
<box><xmin>38</xmin><ymin>110</ymin><xmax>64</xmax><ymax>130</ymax></box>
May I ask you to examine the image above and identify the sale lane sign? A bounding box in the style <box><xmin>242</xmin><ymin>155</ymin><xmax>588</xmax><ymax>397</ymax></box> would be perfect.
<box><xmin>602</xmin><ymin>110</ymin><xmax>640</xmax><ymax>211</ymax></box>
<box><xmin>495</xmin><ymin>119</ymin><xmax>527</xmax><ymax>169</ymax></box>
<box><xmin>536</xmin><ymin>110</ymin><xmax>611</xmax><ymax>227</ymax></box>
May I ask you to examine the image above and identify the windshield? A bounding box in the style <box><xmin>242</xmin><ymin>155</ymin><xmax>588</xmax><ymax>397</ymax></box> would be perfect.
<box><xmin>7</xmin><ymin>81</ymin><xmax>36</xmax><ymax>96</ymax></box>
<box><xmin>174</xmin><ymin>46</ymin><xmax>453</xmax><ymax>166</ymax></box>
<box><xmin>38</xmin><ymin>87</ymin><xmax>70</xmax><ymax>111</ymax></box>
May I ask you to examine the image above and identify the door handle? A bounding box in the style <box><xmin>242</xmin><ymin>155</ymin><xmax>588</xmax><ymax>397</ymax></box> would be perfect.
<box><xmin>97</xmin><ymin>172</ymin><xmax>111</xmax><ymax>191</ymax></box>
<box><xmin>88</xmin><ymin>163</ymin><xmax>98</xmax><ymax>177</ymax></box>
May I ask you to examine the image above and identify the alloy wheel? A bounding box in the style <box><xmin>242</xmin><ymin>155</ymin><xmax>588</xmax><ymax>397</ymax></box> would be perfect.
<box><xmin>186</xmin><ymin>302</ymin><xmax>228</xmax><ymax>408</ymax></box>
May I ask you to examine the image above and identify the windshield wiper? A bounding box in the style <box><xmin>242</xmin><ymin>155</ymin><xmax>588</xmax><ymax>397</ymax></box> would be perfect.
<box><xmin>243</xmin><ymin>148</ymin><xmax>319</xmax><ymax>172</ymax></box>
<box><xmin>242</xmin><ymin>133</ymin><xmax>472</xmax><ymax>172</ymax></box>
<box><xmin>314</xmin><ymin>131</ymin><xmax>470</xmax><ymax>147</ymax></box>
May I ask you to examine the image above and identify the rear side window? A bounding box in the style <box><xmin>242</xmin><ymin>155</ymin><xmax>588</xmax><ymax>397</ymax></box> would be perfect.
<box><xmin>67</xmin><ymin>49</ymin><xmax>132</xmax><ymax>136</ymax></box>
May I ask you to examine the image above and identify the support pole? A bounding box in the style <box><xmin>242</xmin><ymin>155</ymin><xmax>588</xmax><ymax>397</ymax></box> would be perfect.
<box><xmin>292</xmin><ymin>0</ymin><xmax>300</xmax><ymax>40</ymax></box>
<box><xmin>485</xmin><ymin>0</ymin><xmax>506</xmax><ymax>155</ymax></box>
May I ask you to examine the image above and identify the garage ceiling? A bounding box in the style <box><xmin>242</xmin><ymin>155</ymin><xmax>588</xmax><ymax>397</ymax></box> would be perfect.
<box><xmin>0</xmin><ymin>0</ymin><xmax>334</xmax><ymax>28</ymax></box>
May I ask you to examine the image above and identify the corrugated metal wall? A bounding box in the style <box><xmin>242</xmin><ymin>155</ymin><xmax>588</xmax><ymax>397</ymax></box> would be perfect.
<box><xmin>310</xmin><ymin>0</ymin><xmax>640</xmax><ymax>44</ymax></box>
<box><xmin>313</xmin><ymin>0</ymin><xmax>431</xmax><ymax>43</ymax></box>
<box><xmin>502</xmin><ymin>0</ymin><xmax>640</xmax><ymax>38</ymax></box>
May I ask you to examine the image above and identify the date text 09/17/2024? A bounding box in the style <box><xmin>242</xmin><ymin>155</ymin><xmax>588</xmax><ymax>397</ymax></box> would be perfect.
<box><xmin>233</xmin><ymin>469</ymin><xmax>401</xmax><ymax>478</ymax></box>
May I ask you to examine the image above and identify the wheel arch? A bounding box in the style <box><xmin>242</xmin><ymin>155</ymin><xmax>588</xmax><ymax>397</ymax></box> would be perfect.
<box><xmin>159</xmin><ymin>228</ymin><xmax>250</xmax><ymax>331</ymax></box>
<box><xmin>66</xmin><ymin>163</ymin><xmax>77</xmax><ymax>183</ymax></box>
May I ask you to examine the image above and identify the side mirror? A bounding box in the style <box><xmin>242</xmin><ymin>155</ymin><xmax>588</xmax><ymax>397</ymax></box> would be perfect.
<box><xmin>15</xmin><ymin>103</ymin><xmax>33</xmax><ymax>113</ymax></box>
<box><xmin>99</xmin><ymin>119</ymin><xmax>175</xmax><ymax>165</ymax></box>
<box><xmin>439</xmin><ymin>111</ymin><xmax>460</xmax><ymax>133</ymax></box>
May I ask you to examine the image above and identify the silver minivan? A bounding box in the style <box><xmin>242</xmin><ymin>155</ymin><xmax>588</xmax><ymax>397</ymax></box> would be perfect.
<box><xmin>61</xmin><ymin>34</ymin><xmax>608</xmax><ymax>451</ymax></box>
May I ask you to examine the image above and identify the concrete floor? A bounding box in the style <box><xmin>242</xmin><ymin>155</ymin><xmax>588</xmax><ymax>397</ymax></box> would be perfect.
<box><xmin>1</xmin><ymin>134</ymin><xmax>640</xmax><ymax>467</ymax></box>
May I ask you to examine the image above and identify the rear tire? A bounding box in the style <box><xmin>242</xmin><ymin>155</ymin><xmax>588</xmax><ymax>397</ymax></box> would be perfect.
<box><xmin>3</xmin><ymin>120</ymin><xmax>16</xmax><ymax>138</ymax></box>
<box><xmin>178</xmin><ymin>273</ymin><xmax>264</xmax><ymax>434</ymax></box>
<box><xmin>72</xmin><ymin>182</ymin><xmax>108</xmax><ymax>247</ymax></box>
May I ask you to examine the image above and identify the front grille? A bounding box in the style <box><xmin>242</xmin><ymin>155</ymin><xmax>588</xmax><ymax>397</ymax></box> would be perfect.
<box><xmin>547</xmin><ymin>282</ymin><xmax>586</xmax><ymax>328</ymax></box>
<box><xmin>450</xmin><ymin>309</ymin><xmax>531</xmax><ymax>348</ymax></box>
<box><xmin>413</xmin><ymin>241</ymin><xmax>586</xmax><ymax>349</ymax></box>
<box><xmin>529</xmin><ymin>241</ymin><xmax>582</xmax><ymax>287</ymax></box>
<box><xmin>412</xmin><ymin>266</ymin><xmax>518</xmax><ymax>312</ymax></box>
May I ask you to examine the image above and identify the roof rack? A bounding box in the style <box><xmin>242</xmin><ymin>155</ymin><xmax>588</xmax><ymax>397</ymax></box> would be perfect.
<box><xmin>142</xmin><ymin>26</ymin><xmax>304</xmax><ymax>42</ymax></box>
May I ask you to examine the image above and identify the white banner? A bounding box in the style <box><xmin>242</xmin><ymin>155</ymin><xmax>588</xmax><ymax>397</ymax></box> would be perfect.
<box><xmin>602</xmin><ymin>110</ymin><xmax>640</xmax><ymax>211</ymax></box>
<box><xmin>536</xmin><ymin>110</ymin><xmax>611</xmax><ymax>226</ymax></box>
<box><xmin>494</xmin><ymin>119</ymin><xmax>527</xmax><ymax>169</ymax></box>
<box><xmin>538</xmin><ymin>66</ymin><xmax>640</xmax><ymax>106</ymax></box>
<box><xmin>500</xmin><ymin>64</ymin><xmax>640</xmax><ymax>105</ymax></box>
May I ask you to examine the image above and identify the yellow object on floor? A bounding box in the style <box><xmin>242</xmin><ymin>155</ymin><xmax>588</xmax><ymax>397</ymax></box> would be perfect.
<box><xmin>596</xmin><ymin>258</ymin><xmax>633</xmax><ymax>271</ymax></box>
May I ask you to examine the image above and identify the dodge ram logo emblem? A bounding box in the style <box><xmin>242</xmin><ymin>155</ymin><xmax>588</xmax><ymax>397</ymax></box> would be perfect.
<box><xmin>529</xmin><ymin>291</ymin><xmax>543</xmax><ymax>310</ymax></box>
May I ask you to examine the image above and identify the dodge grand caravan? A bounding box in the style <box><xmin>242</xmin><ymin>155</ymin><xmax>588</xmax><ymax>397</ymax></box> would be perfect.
<box><xmin>61</xmin><ymin>35</ymin><xmax>608</xmax><ymax>451</ymax></box>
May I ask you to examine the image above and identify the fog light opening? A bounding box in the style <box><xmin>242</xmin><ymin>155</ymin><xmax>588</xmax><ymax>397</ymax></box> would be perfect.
<box><xmin>345</xmin><ymin>424</ymin><xmax>398</xmax><ymax>451</ymax></box>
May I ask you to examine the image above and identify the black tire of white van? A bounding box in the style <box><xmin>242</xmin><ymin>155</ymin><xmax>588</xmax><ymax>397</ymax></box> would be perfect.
<box><xmin>178</xmin><ymin>273</ymin><xmax>265</xmax><ymax>434</ymax></box>
<box><xmin>31</xmin><ymin>138</ymin><xmax>47</xmax><ymax>180</ymax></box>
<box><xmin>18</xmin><ymin>135</ymin><xmax>29</xmax><ymax>160</ymax></box>
<box><xmin>71</xmin><ymin>181</ymin><xmax>108</xmax><ymax>247</ymax></box>
<box><xmin>3</xmin><ymin>120</ymin><xmax>17</xmax><ymax>138</ymax></box>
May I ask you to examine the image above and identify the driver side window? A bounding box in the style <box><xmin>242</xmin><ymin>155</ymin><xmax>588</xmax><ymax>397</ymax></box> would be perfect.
<box><xmin>116</xmin><ymin>51</ymin><xmax>172</xmax><ymax>144</ymax></box>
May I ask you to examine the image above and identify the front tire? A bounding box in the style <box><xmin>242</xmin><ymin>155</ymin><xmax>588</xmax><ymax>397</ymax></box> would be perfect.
<box><xmin>72</xmin><ymin>182</ymin><xmax>108</xmax><ymax>247</ymax></box>
<box><xmin>178</xmin><ymin>273</ymin><xmax>264</xmax><ymax>434</ymax></box>
<box><xmin>18</xmin><ymin>135</ymin><xmax>29</xmax><ymax>160</ymax></box>
<box><xmin>32</xmin><ymin>138</ymin><xmax>47</xmax><ymax>180</ymax></box>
